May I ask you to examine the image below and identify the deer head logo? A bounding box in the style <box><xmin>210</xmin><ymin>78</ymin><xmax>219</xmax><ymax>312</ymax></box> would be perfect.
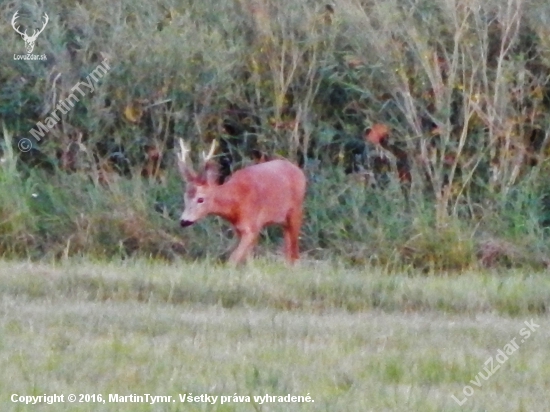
<box><xmin>12</xmin><ymin>11</ymin><xmax>49</xmax><ymax>54</ymax></box>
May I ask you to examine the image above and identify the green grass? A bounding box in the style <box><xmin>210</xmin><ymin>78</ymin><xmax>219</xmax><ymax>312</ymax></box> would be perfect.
<box><xmin>0</xmin><ymin>259</ymin><xmax>548</xmax><ymax>411</ymax></box>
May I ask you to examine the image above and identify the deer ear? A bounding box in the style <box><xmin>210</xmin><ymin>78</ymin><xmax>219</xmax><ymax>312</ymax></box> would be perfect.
<box><xmin>204</xmin><ymin>161</ymin><xmax>219</xmax><ymax>186</ymax></box>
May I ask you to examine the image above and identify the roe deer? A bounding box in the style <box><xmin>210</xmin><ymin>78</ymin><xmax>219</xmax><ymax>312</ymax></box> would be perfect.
<box><xmin>177</xmin><ymin>139</ymin><xmax>306</xmax><ymax>264</ymax></box>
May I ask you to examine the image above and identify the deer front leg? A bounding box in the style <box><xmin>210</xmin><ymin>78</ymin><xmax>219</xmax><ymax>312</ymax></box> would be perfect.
<box><xmin>228</xmin><ymin>230</ymin><xmax>258</xmax><ymax>265</ymax></box>
<box><xmin>283</xmin><ymin>229</ymin><xmax>297</xmax><ymax>263</ymax></box>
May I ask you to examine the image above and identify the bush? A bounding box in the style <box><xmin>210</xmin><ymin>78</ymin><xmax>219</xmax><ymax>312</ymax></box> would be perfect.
<box><xmin>1</xmin><ymin>0</ymin><xmax>550</xmax><ymax>269</ymax></box>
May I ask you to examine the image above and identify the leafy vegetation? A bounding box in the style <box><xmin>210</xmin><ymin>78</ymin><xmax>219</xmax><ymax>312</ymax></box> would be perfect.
<box><xmin>1</xmin><ymin>0</ymin><xmax>550</xmax><ymax>269</ymax></box>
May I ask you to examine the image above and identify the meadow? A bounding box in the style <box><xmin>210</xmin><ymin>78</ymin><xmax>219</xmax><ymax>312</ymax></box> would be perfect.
<box><xmin>0</xmin><ymin>259</ymin><xmax>549</xmax><ymax>411</ymax></box>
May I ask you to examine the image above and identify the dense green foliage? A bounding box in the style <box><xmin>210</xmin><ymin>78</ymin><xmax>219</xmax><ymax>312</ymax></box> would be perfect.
<box><xmin>1</xmin><ymin>0</ymin><xmax>550</xmax><ymax>269</ymax></box>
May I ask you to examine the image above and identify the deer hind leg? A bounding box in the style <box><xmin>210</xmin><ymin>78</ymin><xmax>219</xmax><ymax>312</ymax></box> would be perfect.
<box><xmin>228</xmin><ymin>229</ymin><xmax>259</xmax><ymax>265</ymax></box>
<box><xmin>284</xmin><ymin>208</ymin><xmax>303</xmax><ymax>263</ymax></box>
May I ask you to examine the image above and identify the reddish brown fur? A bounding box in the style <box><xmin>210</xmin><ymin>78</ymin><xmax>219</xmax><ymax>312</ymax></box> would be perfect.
<box><xmin>179</xmin><ymin>154</ymin><xmax>306</xmax><ymax>265</ymax></box>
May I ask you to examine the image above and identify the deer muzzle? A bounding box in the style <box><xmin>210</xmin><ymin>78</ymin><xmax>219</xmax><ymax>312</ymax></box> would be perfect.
<box><xmin>180</xmin><ymin>220</ymin><xmax>194</xmax><ymax>228</ymax></box>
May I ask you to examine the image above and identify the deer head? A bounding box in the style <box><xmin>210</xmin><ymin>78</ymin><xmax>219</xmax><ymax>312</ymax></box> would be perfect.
<box><xmin>12</xmin><ymin>11</ymin><xmax>49</xmax><ymax>54</ymax></box>
<box><xmin>176</xmin><ymin>139</ymin><xmax>219</xmax><ymax>227</ymax></box>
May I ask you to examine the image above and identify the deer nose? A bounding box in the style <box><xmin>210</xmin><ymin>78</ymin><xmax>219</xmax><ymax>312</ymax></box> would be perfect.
<box><xmin>180</xmin><ymin>220</ymin><xmax>194</xmax><ymax>228</ymax></box>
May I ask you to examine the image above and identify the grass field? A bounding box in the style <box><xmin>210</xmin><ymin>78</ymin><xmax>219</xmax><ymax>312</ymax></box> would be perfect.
<box><xmin>0</xmin><ymin>259</ymin><xmax>548</xmax><ymax>411</ymax></box>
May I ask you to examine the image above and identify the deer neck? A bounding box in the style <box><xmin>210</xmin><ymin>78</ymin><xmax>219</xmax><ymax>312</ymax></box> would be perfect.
<box><xmin>210</xmin><ymin>184</ymin><xmax>240</xmax><ymax>224</ymax></box>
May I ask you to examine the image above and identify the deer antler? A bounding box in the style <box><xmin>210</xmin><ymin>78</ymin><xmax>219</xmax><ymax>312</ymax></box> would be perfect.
<box><xmin>11</xmin><ymin>11</ymin><xmax>49</xmax><ymax>39</ymax></box>
<box><xmin>177</xmin><ymin>138</ymin><xmax>190</xmax><ymax>163</ymax></box>
<box><xmin>176</xmin><ymin>138</ymin><xmax>197</xmax><ymax>181</ymax></box>
<box><xmin>202</xmin><ymin>140</ymin><xmax>217</xmax><ymax>162</ymax></box>
<box><xmin>11</xmin><ymin>11</ymin><xmax>26</xmax><ymax>37</ymax></box>
<box><xmin>33</xmin><ymin>13</ymin><xmax>49</xmax><ymax>39</ymax></box>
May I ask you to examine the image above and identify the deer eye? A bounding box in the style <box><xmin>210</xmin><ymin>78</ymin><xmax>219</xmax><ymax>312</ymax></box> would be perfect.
<box><xmin>197</xmin><ymin>197</ymin><xmax>204</xmax><ymax>204</ymax></box>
